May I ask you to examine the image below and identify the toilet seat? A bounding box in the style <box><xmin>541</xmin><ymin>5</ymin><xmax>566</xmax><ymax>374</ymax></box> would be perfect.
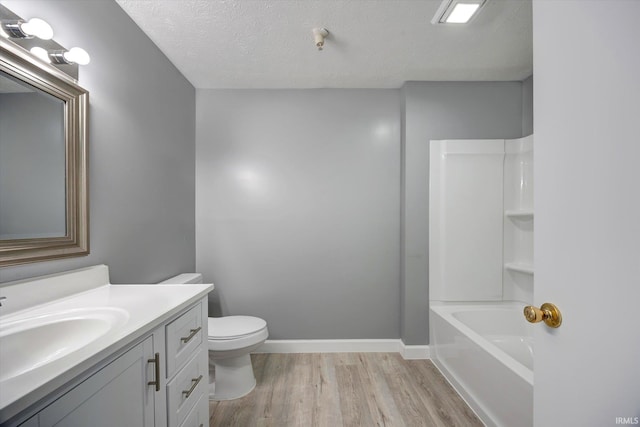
<box><xmin>208</xmin><ymin>316</ymin><xmax>267</xmax><ymax>340</ymax></box>
<box><xmin>207</xmin><ymin>316</ymin><xmax>268</xmax><ymax>352</ymax></box>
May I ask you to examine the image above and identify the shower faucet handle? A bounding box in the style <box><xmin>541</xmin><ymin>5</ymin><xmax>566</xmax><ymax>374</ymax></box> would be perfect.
<box><xmin>0</xmin><ymin>296</ymin><xmax>6</xmax><ymax>306</ymax></box>
<box><xmin>524</xmin><ymin>303</ymin><xmax>562</xmax><ymax>328</ymax></box>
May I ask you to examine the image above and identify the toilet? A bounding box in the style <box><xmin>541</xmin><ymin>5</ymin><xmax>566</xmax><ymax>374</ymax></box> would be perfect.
<box><xmin>160</xmin><ymin>273</ymin><xmax>268</xmax><ymax>400</ymax></box>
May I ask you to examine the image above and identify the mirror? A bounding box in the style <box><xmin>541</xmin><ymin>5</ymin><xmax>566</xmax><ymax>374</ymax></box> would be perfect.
<box><xmin>0</xmin><ymin>38</ymin><xmax>88</xmax><ymax>266</ymax></box>
<box><xmin>0</xmin><ymin>71</ymin><xmax>66</xmax><ymax>239</ymax></box>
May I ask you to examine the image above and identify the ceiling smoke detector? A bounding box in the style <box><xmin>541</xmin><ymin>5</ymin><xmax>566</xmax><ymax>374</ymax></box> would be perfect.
<box><xmin>313</xmin><ymin>28</ymin><xmax>329</xmax><ymax>51</ymax></box>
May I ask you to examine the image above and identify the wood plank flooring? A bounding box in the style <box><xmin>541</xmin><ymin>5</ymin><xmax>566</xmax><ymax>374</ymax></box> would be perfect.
<box><xmin>209</xmin><ymin>353</ymin><xmax>482</xmax><ymax>427</ymax></box>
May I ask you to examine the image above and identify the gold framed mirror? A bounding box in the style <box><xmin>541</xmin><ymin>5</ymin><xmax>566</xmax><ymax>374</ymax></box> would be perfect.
<box><xmin>0</xmin><ymin>38</ymin><xmax>88</xmax><ymax>266</ymax></box>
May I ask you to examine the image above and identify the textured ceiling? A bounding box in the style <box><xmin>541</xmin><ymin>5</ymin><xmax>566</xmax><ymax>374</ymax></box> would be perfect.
<box><xmin>116</xmin><ymin>0</ymin><xmax>532</xmax><ymax>89</ymax></box>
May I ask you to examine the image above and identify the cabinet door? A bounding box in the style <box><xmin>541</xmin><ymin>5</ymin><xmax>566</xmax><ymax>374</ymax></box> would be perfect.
<box><xmin>39</xmin><ymin>336</ymin><xmax>156</xmax><ymax>427</ymax></box>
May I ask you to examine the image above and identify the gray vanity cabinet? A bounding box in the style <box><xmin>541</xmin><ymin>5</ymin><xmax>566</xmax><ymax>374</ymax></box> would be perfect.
<box><xmin>15</xmin><ymin>299</ymin><xmax>208</xmax><ymax>427</ymax></box>
<box><xmin>39</xmin><ymin>336</ymin><xmax>156</xmax><ymax>427</ymax></box>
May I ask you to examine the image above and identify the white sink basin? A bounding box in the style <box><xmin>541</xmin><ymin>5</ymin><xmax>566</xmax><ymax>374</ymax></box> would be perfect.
<box><xmin>0</xmin><ymin>308</ymin><xmax>129</xmax><ymax>382</ymax></box>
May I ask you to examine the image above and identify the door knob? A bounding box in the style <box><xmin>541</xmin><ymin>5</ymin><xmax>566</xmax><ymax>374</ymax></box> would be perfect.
<box><xmin>523</xmin><ymin>303</ymin><xmax>562</xmax><ymax>328</ymax></box>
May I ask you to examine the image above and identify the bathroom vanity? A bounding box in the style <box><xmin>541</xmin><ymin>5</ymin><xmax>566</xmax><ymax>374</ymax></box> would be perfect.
<box><xmin>0</xmin><ymin>265</ymin><xmax>213</xmax><ymax>427</ymax></box>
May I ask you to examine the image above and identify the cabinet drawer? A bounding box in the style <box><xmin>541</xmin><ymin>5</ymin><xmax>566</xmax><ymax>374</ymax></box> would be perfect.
<box><xmin>179</xmin><ymin>393</ymin><xmax>208</xmax><ymax>427</ymax></box>
<box><xmin>167</xmin><ymin>352</ymin><xmax>207</xmax><ymax>427</ymax></box>
<box><xmin>166</xmin><ymin>303</ymin><xmax>203</xmax><ymax>377</ymax></box>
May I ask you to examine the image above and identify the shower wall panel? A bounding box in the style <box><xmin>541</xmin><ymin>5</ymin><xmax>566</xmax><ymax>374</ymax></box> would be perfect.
<box><xmin>429</xmin><ymin>139</ymin><xmax>505</xmax><ymax>301</ymax></box>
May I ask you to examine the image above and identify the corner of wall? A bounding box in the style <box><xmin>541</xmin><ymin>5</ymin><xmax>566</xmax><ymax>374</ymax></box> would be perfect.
<box><xmin>522</xmin><ymin>75</ymin><xmax>534</xmax><ymax>136</ymax></box>
<box><xmin>399</xmin><ymin>84</ymin><xmax>408</xmax><ymax>341</ymax></box>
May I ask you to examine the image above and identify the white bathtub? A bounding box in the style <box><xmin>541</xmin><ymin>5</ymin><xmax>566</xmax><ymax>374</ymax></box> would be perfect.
<box><xmin>430</xmin><ymin>302</ymin><xmax>533</xmax><ymax>427</ymax></box>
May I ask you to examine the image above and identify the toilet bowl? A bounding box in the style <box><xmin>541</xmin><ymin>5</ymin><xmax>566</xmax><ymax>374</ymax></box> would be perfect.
<box><xmin>208</xmin><ymin>316</ymin><xmax>268</xmax><ymax>400</ymax></box>
<box><xmin>159</xmin><ymin>273</ymin><xmax>268</xmax><ymax>401</ymax></box>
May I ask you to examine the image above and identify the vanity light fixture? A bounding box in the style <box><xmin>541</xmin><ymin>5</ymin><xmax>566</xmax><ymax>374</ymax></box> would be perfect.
<box><xmin>49</xmin><ymin>47</ymin><xmax>91</xmax><ymax>65</ymax></box>
<box><xmin>30</xmin><ymin>46</ymin><xmax>91</xmax><ymax>65</ymax></box>
<box><xmin>431</xmin><ymin>0</ymin><xmax>486</xmax><ymax>25</ymax></box>
<box><xmin>0</xmin><ymin>4</ymin><xmax>87</xmax><ymax>79</ymax></box>
<box><xmin>29</xmin><ymin>46</ymin><xmax>51</xmax><ymax>63</ymax></box>
<box><xmin>1</xmin><ymin>17</ymin><xmax>53</xmax><ymax>39</ymax></box>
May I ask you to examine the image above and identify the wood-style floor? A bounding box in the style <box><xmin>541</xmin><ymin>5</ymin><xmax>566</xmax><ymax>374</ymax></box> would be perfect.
<box><xmin>209</xmin><ymin>353</ymin><xmax>483</xmax><ymax>427</ymax></box>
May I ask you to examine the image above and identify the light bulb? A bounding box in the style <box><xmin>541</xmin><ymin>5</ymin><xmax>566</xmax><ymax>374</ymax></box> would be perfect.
<box><xmin>63</xmin><ymin>47</ymin><xmax>90</xmax><ymax>65</ymax></box>
<box><xmin>20</xmin><ymin>18</ymin><xmax>53</xmax><ymax>40</ymax></box>
<box><xmin>445</xmin><ymin>3</ymin><xmax>481</xmax><ymax>23</ymax></box>
<box><xmin>30</xmin><ymin>46</ymin><xmax>51</xmax><ymax>63</ymax></box>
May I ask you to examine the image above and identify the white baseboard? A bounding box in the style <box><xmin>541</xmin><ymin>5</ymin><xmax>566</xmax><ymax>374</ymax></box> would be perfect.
<box><xmin>256</xmin><ymin>339</ymin><xmax>429</xmax><ymax>360</ymax></box>
<box><xmin>400</xmin><ymin>342</ymin><xmax>431</xmax><ymax>360</ymax></box>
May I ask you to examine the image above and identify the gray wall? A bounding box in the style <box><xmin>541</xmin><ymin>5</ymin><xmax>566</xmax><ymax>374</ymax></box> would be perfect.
<box><xmin>196</xmin><ymin>84</ymin><xmax>529</xmax><ymax>342</ymax></box>
<box><xmin>401</xmin><ymin>81</ymin><xmax>526</xmax><ymax>344</ymax></box>
<box><xmin>196</xmin><ymin>89</ymin><xmax>401</xmax><ymax>340</ymax></box>
<box><xmin>0</xmin><ymin>0</ymin><xmax>196</xmax><ymax>284</ymax></box>
<box><xmin>522</xmin><ymin>75</ymin><xmax>534</xmax><ymax>136</ymax></box>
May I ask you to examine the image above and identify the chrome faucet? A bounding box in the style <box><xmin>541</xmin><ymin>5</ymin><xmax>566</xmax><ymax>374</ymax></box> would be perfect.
<box><xmin>0</xmin><ymin>296</ymin><xmax>6</xmax><ymax>306</ymax></box>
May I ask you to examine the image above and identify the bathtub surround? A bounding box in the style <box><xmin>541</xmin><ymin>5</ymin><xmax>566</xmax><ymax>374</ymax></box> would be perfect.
<box><xmin>429</xmin><ymin>137</ymin><xmax>534</xmax><ymax>304</ymax></box>
<box><xmin>428</xmin><ymin>136</ymin><xmax>534</xmax><ymax>426</ymax></box>
<box><xmin>503</xmin><ymin>137</ymin><xmax>534</xmax><ymax>303</ymax></box>
<box><xmin>0</xmin><ymin>0</ymin><xmax>196</xmax><ymax>284</ymax></box>
<box><xmin>400</xmin><ymin>82</ymin><xmax>527</xmax><ymax>345</ymax></box>
<box><xmin>429</xmin><ymin>139</ymin><xmax>506</xmax><ymax>301</ymax></box>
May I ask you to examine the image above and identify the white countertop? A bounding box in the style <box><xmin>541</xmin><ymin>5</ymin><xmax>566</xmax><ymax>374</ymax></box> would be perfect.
<box><xmin>0</xmin><ymin>281</ymin><xmax>213</xmax><ymax>423</ymax></box>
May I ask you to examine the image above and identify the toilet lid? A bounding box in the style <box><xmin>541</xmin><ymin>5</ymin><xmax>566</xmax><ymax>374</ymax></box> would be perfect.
<box><xmin>208</xmin><ymin>315</ymin><xmax>267</xmax><ymax>340</ymax></box>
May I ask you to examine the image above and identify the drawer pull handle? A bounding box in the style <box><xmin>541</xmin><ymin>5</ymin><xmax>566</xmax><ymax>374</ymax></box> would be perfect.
<box><xmin>147</xmin><ymin>352</ymin><xmax>160</xmax><ymax>392</ymax></box>
<box><xmin>182</xmin><ymin>375</ymin><xmax>203</xmax><ymax>398</ymax></box>
<box><xmin>180</xmin><ymin>326</ymin><xmax>202</xmax><ymax>344</ymax></box>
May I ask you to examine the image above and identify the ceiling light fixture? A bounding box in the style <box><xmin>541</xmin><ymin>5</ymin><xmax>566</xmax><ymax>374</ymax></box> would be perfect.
<box><xmin>1</xmin><ymin>17</ymin><xmax>53</xmax><ymax>39</ymax></box>
<box><xmin>431</xmin><ymin>0</ymin><xmax>486</xmax><ymax>25</ymax></box>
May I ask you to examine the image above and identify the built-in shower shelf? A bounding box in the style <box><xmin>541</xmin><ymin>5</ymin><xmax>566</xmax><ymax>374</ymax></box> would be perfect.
<box><xmin>505</xmin><ymin>210</ymin><xmax>534</xmax><ymax>219</ymax></box>
<box><xmin>505</xmin><ymin>262</ymin><xmax>534</xmax><ymax>275</ymax></box>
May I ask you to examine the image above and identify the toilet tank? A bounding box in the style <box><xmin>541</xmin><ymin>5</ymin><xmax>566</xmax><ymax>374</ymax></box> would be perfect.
<box><xmin>159</xmin><ymin>273</ymin><xmax>203</xmax><ymax>284</ymax></box>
